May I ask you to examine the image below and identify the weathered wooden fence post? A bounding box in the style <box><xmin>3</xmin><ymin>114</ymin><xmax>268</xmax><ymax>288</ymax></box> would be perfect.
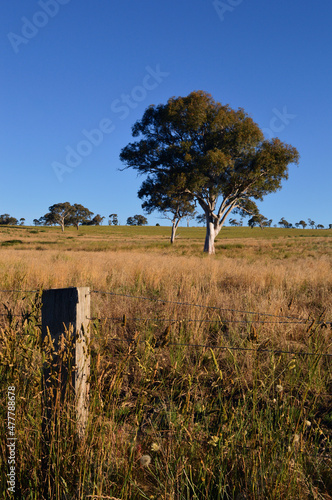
<box><xmin>41</xmin><ymin>287</ymin><xmax>90</xmax><ymax>436</ymax></box>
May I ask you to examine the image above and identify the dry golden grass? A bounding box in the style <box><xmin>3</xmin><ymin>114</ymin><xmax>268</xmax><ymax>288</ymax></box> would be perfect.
<box><xmin>1</xmin><ymin>229</ymin><xmax>332</xmax><ymax>499</ymax></box>
<box><xmin>1</xmin><ymin>246</ymin><xmax>331</xmax><ymax>376</ymax></box>
<box><xmin>0</xmin><ymin>244</ymin><xmax>331</xmax><ymax>317</ymax></box>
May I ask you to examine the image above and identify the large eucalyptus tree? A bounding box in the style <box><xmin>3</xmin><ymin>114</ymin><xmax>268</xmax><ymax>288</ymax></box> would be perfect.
<box><xmin>120</xmin><ymin>91</ymin><xmax>299</xmax><ymax>254</ymax></box>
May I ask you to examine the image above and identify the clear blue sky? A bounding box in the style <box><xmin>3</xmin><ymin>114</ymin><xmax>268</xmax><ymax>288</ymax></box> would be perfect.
<box><xmin>1</xmin><ymin>0</ymin><xmax>331</xmax><ymax>227</ymax></box>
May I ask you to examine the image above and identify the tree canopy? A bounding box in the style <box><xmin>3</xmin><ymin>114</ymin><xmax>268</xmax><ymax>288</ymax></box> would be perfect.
<box><xmin>126</xmin><ymin>215</ymin><xmax>148</xmax><ymax>226</ymax></box>
<box><xmin>278</xmin><ymin>217</ymin><xmax>293</xmax><ymax>228</ymax></box>
<box><xmin>120</xmin><ymin>91</ymin><xmax>300</xmax><ymax>253</ymax></box>
<box><xmin>108</xmin><ymin>214</ymin><xmax>119</xmax><ymax>226</ymax></box>
<box><xmin>69</xmin><ymin>204</ymin><xmax>93</xmax><ymax>229</ymax></box>
<box><xmin>41</xmin><ymin>203</ymin><xmax>95</xmax><ymax>231</ymax></box>
<box><xmin>0</xmin><ymin>214</ymin><xmax>18</xmax><ymax>225</ymax></box>
<box><xmin>82</xmin><ymin>214</ymin><xmax>105</xmax><ymax>226</ymax></box>
<box><xmin>248</xmin><ymin>214</ymin><xmax>272</xmax><ymax>229</ymax></box>
<box><xmin>138</xmin><ymin>174</ymin><xmax>196</xmax><ymax>242</ymax></box>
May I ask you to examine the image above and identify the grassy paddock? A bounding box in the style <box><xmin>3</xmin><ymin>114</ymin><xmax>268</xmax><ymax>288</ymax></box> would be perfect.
<box><xmin>0</xmin><ymin>226</ymin><xmax>331</xmax><ymax>498</ymax></box>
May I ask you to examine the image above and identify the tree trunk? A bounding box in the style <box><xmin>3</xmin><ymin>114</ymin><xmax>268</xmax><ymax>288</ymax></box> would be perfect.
<box><xmin>170</xmin><ymin>218</ymin><xmax>182</xmax><ymax>244</ymax></box>
<box><xmin>61</xmin><ymin>223</ymin><xmax>64</xmax><ymax>232</ymax></box>
<box><xmin>170</xmin><ymin>222</ymin><xmax>176</xmax><ymax>244</ymax></box>
<box><xmin>204</xmin><ymin>221</ymin><xmax>216</xmax><ymax>254</ymax></box>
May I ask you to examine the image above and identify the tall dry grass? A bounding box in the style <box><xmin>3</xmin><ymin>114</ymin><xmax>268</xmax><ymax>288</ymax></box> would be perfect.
<box><xmin>0</xmin><ymin>245</ymin><xmax>331</xmax><ymax>499</ymax></box>
<box><xmin>1</xmin><ymin>248</ymin><xmax>331</xmax><ymax>328</ymax></box>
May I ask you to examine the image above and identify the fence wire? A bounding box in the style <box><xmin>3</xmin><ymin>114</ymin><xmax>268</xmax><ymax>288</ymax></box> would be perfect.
<box><xmin>89</xmin><ymin>315</ymin><xmax>326</xmax><ymax>325</ymax></box>
<box><xmin>91</xmin><ymin>290</ymin><xmax>332</xmax><ymax>325</ymax></box>
<box><xmin>0</xmin><ymin>287</ymin><xmax>331</xmax><ymax>358</ymax></box>
<box><xmin>1</xmin><ymin>287</ymin><xmax>331</xmax><ymax>324</ymax></box>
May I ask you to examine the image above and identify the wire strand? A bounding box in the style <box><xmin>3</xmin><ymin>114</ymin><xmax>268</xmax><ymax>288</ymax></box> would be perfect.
<box><xmin>88</xmin><ymin>316</ymin><xmax>329</xmax><ymax>326</ymax></box>
<box><xmin>106</xmin><ymin>337</ymin><xmax>332</xmax><ymax>358</ymax></box>
<box><xmin>91</xmin><ymin>290</ymin><xmax>330</xmax><ymax>323</ymax></box>
<box><xmin>0</xmin><ymin>288</ymin><xmax>330</xmax><ymax>324</ymax></box>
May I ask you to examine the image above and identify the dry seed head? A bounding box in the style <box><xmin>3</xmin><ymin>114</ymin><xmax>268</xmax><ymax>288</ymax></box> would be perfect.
<box><xmin>151</xmin><ymin>442</ymin><xmax>161</xmax><ymax>452</ymax></box>
<box><xmin>140</xmin><ymin>454</ymin><xmax>151</xmax><ymax>467</ymax></box>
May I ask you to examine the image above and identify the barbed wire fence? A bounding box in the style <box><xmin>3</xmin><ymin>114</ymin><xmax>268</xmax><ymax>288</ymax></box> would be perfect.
<box><xmin>1</xmin><ymin>287</ymin><xmax>331</xmax><ymax>449</ymax></box>
<box><xmin>0</xmin><ymin>287</ymin><xmax>331</xmax><ymax>359</ymax></box>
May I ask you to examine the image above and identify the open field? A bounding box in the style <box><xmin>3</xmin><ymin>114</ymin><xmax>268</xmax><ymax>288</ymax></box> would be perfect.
<box><xmin>1</xmin><ymin>224</ymin><xmax>332</xmax><ymax>259</ymax></box>
<box><xmin>0</xmin><ymin>226</ymin><xmax>331</xmax><ymax>498</ymax></box>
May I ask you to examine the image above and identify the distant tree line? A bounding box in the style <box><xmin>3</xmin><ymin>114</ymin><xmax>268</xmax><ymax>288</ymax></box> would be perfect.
<box><xmin>277</xmin><ymin>218</ymin><xmax>326</xmax><ymax>229</ymax></box>
<box><xmin>0</xmin><ymin>214</ymin><xmax>25</xmax><ymax>225</ymax></box>
<box><xmin>195</xmin><ymin>214</ymin><xmax>330</xmax><ymax>230</ymax></box>
<box><xmin>1</xmin><ymin>209</ymin><xmax>331</xmax><ymax>232</ymax></box>
<box><xmin>0</xmin><ymin>206</ymin><xmax>149</xmax><ymax>231</ymax></box>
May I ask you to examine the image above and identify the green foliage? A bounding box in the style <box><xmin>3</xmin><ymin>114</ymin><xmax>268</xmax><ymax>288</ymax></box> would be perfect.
<box><xmin>69</xmin><ymin>203</ymin><xmax>94</xmax><ymax>229</ymax></box>
<box><xmin>82</xmin><ymin>214</ymin><xmax>105</xmax><ymax>226</ymax></box>
<box><xmin>248</xmin><ymin>214</ymin><xmax>272</xmax><ymax>229</ymax></box>
<box><xmin>138</xmin><ymin>174</ymin><xmax>196</xmax><ymax>221</ymax></box>
<box><xmin>40</xmin><ymin>203</ymin><xmax>96</xmax><ymax>231</ymax></box>
<box><xmin>41</xmin><ymin>202</ymin><xmax>73</xmax><ymax>231</ymax></box>
<box><xmin>0</xmin><ymin>214</ymin><xmax>18</xmax><ymax>225</ymax></box>
<box><xmin>108</xmin><ymin>213</ymin><xmax>119</xmax><ymax>225</ymax></box>
<box><xmin>279</xmin><ymin>217</ymin><xmax>293</xmax><ymax>228</ymax></box>
<box><xmin>127</xmin><ymin>215</ymin><xmax>148</xmax><ymax>226</ymax></box>
<box><xmin>298</xmin><ymin>220</ymin><xmax>307</xmax><ymax>229</ymax></box>
<box><xmin>120</xmin><ymin>91</ymin><xmax>300</xmax><ymax>253</ymax></box>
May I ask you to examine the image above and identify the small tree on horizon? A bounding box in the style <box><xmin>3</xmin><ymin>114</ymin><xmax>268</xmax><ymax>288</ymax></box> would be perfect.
<box><xmin>248</xmin><ymin>214</ymin><xmax>270</xmax><ymax>229</ymax></box>
<box><xmin>297</xmin><ymin>220</ymin><xmax>307</xmax><ymax>229</ymax></box>
<box><xmin>229</xmin><ymin>218</ymin><xmax>241</xmax><ymax>227</ymax></box>
<box><xmin>134</xmin><ymin>214</ymin><xmax>148</xmax><ymax>226</ymax></box>
<box><xmin>108</xmin><ymin>214</ymin><xmax>119</xmax><ymax>225</ymax></box>
<box><xmin>82</xmin><ymin>214</ymin><xmax>105</xmax><ymax>226</ymax></box>
<box><xmin>308</xmin><ymin>218</ymin><xmax>315</xmax><ymax>229</ymax></box>
<box><xmin>0</xmin><ymin>214</ymin><xmax>18</xmax><ymax>225</ymax></box>
<box><xmin>69</xmin><ymin>204</ymin><xmax>94</xmax><ymax>229</ymax></box>
<box><xmin>278</xmin><ymin>217</ymin><xmax>292</xmax><ymax>228</ymax></box>
<box><xmin>126</xmin><ymin>215</ymin><xmax>148</xmax><ymax>226</ymax></box>
<box><xmin>42</xmin><ymin>202</ymin><xmax>73</xmax><ymax>232</ymax></box>
<box><xmin>138</xmin><ymin>174</ymin><xmax>196</xmax><ymax>243</ymax></box>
